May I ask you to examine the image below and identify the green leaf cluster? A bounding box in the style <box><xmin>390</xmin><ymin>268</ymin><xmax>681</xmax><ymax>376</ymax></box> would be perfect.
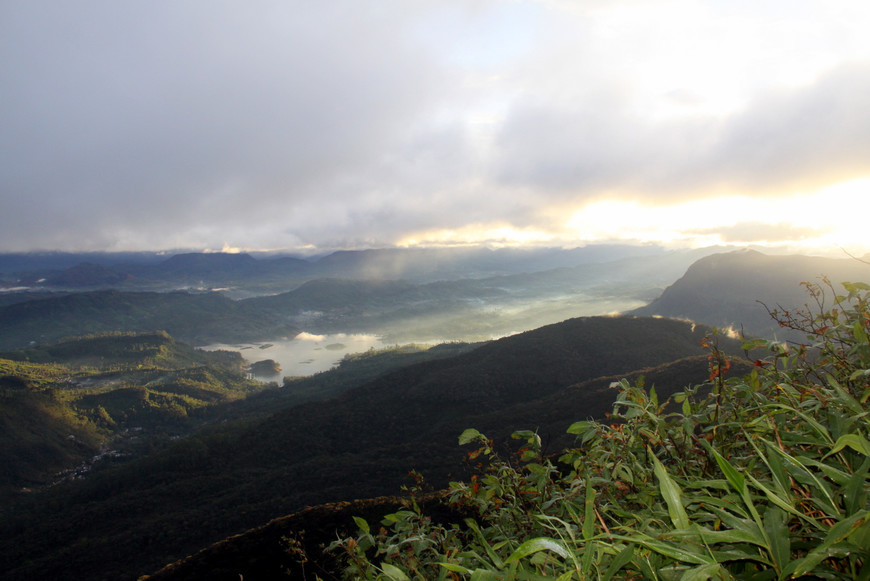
<box><xmin>330</xmin><ymin>279</ymin><xmax>870</xmax><ymax>580</ymax></box>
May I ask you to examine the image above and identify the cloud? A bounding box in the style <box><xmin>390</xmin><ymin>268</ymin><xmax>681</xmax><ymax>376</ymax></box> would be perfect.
<box><xmin>685</xmin><ymin>222</ymin><xmax>830</xmax><ymax>244</ymax></box>
<box><xmin>697</xmin><ymin>63</ymin><xmax>870</xmax><ymax>193</ymax></box>
<box><xmin>1</xmin><ymin>1</ymin><xmax>869</xmax><ymax>253</ymax></box>
<box><xmin>0</xmin><ymin>1</ymin><xmax>458</xmax><ymax>250</ymax></box>
<box><xmin>492</xmin><ymin>61</ymin><xmax>870</xmax><ymax>203</ymax></box>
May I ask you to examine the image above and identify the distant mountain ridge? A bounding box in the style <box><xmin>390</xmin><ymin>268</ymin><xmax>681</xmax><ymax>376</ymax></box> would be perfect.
<box><xmin>2</xmin><ymin>244</ymin><xmax>719</xmax><ymax>293</ymax></box>
<box><xmin>3</xmin><ymin>248</ymin><xmax>864</xmax><ymax>350</ymax></box>
<box><xmin>630</xmin><ymin>249</ymin><xmax>869</xmax><ymax>338</ymax></box>
<box><xmin>43</xmin><ymin>262</ymin><xmax>136</xmax><ymax>287</ymax></box>
<box><xmin>0</xmin><ymin>290</ymin><xmax>300</xmax><ymax>349</ymax></box>
<box><xmin>0</xmin><ymin>247</ymin><xmax>721</xmax><ymax>349</ymax></box>
<box><xmin>0</xmin><ymin>251</ymin><xmax>167</xmax><ymax>274</ymax></box>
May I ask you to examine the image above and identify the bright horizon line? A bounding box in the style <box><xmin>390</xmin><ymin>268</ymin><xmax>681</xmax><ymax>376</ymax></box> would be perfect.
<box><xmin>2</xmin><ymin>240</ymin><xmax>864</xmax><ymax>262</ymax></box>
<box><xmin>5</xmin><ymin>177</ymin><xmax>868</xmax><ymax>259</ymax></box>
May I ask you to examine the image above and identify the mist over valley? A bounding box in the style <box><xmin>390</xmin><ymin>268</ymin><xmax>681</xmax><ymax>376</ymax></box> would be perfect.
<box><xmin>0</xmin><ymin>244</ymin><xmax>715</xmax><ymax>351</ymax></box>
<box><xmin>3</xmin><ymin>1</ymin><xmax>870</xmax><ymax>576</ymax></box>
<box><xmin>1</xmin><ymin>246</ymin><xmax>868</xmax><ymax>580</ymax></box>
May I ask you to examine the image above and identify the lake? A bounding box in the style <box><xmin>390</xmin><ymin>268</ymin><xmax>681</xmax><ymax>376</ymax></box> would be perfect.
<box><xmin>202</xmin><ymin>293</ymin><xmax>649</xmax><ymax>383</ymax></box>
<box><xmin>203</xmin><ymin>332</ymin><xmax>394</xmax><ymax>383</ymax></box>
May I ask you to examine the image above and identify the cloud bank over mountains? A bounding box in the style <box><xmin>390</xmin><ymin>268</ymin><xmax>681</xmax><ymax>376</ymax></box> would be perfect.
<box><xmin>2</xmin><ymin>1</ymin><xmax>869</xmax><ymax>253</ymax></box>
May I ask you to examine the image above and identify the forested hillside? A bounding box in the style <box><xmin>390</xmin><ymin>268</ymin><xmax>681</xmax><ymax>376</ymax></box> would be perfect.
<box><xmin>148</xmin><ymin>282</ymin><xmax>870</xmax><ymax>580</ymax></box>
<box><xmin>0</xmin><ymin>290</ymin><xmax>300</xmax><ymax>349</ymax></box>
<box><xmin>0</xmin><ymin>332</ymin><xmax>260</xmax><ymax>498</ymax></box>
<box><xmin>0</xmin><ymin>316</ymin><xmax>738</xmax><ymax>580</ymax></box>
<box><xmin>303</xmin><ymin>281</ymin><xmax>870</xmax><ymax>581</ymax></box>
<box><xmin>632</xmin><ymin>249</ymin><xmax>869</xmax><ymax>337</ymax></box>
<box><xmin>3</xmin><ymin>250</ymin><xmax>865</xmax><ymax>581</ymax></box>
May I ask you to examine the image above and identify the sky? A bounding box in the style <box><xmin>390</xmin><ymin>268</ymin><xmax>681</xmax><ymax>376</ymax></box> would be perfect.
<box><xmin>2</xmin><ymin>0</ymin><xmax>869</xmax><ymax>256</ymax></box>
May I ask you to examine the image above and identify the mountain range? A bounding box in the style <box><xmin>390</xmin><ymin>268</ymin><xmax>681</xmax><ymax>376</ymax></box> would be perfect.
<box><xmin>0</xmin><ymin>247</ymin><xmax>866</xmax><ymax>580</ymax></box>
<box><xmin>0</xmin><ymin>245</ymin><xmax>729</xmax><ymax>349</ymax></box>
<box><xmin>631</xmin><ymin>248</ymin><xmax>869</xmax><ymax>338</ymax></box>
<box><xmin>1</xmin><ymin>244</ymin><xmax>714</xmax><ymax>294</ymax></box>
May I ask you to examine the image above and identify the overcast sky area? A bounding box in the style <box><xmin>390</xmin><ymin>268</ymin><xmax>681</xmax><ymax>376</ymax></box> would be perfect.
<box><xmin>2</xmin><ymin>0</ymin><xmax>869</xmax><ymax>255</ymax></box>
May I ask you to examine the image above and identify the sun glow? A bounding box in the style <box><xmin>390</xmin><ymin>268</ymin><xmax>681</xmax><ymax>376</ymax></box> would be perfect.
<box><xmin>565</xmin><ymin>178</ymin><xmax>870</xmax><ymax>255</ymax></box>
<box><xmin>393</xmin><ymin>178</ymin><xmax>868</xmax><ymax>256</ymax></box>
<box><xmin>397</xmin><ymin>225</ymin><xmax>556</xmax><ymax>248</ymax></box>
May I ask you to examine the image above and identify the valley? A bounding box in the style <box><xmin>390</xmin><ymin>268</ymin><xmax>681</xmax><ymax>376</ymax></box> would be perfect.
<box><xmin>0</xmin><ymin>245</ymin><xmax>704</xmax><ymax>351</ymax></box>
<box><xmin>0</xmin><ymin>246</ymin><xmax>867</xmax><ymax>580</ymax></box>
<box><xmin>5</xmin><ymin>4</ymin><xmax>868</xmax><ymax>577</ymax></box>
<box><xmin>204</xmin><ymin>333</ymin><xmax>394</xmax><ymax>381</ymax></box>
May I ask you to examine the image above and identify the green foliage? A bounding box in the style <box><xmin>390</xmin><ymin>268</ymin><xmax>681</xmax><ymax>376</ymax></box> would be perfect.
<box><xmin>0</xmin><ymin>357</ymin><xmax>69</xmax><ymax>387</ymax></box>
<box><xmin>249</xmin><ymin>358</ymin><xmax>282</xmax><ymax>376</ymax></box>
<box><xmin>330</xmin><ymin>279</ymin><xmax>870</xmax><ymax>580</ymax></box>
<box><xmin>0</xmin><ymin>332</ymin><xmax>263</xmax><ymax>495</ymax></box>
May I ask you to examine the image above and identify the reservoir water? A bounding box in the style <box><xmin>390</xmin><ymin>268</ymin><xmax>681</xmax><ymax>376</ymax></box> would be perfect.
<box><xmin>203</xmin><ymin>332</ymin><xmax>392</xmax><ymax>383</ymax></box>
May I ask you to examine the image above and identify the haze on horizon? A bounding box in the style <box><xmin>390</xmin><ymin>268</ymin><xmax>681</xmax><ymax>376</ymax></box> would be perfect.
<box><xmin>2</xmin><ymin>1</ymin><xmax>869</xmax><ymax>257</ymax></box>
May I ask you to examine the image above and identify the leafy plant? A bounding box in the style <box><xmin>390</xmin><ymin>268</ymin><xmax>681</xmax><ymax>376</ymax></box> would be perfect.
<box><xmin>328</xmin><ymin>279</ymin><xmax>870</xmax><ymax>580</ymax></box>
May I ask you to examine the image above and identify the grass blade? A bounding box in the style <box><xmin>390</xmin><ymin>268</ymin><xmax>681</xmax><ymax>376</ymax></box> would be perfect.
<box><xmin>504</xmin><ymin>537</ymin><xmax>572</xmax><ymax>564</ymax></box>
<box><xmin>651</xmin><ymin>450</ymin><xmax>690</xmax><ymax>529</ymax></box>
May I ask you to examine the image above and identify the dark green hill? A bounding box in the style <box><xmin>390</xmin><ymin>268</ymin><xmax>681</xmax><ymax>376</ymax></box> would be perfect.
<box><xmin>0</xmin><ymin>333</ymin><xmax>261</xmax><ymax>497</ymax></box>
<box><xmin>143</xmin><ymin>355</ymin><xmax>755</xmax><ymax>581</ymax></box>
<box><xmin>0</xmin><ymin>315</ymin><xmax>741</xmax><ymax>581</ymax></box>
<box><xmin>2</xmin><ymin>330</ymin><xmax>243</xmax><ymax>370</ymax></box>
<box><xmin>630</xmin><ymin>249</ymin><xmax>869</xmax><ymax>337</ymax></box>
<box><xmin>43</xmin><ymin>261</ymin><xmax>135</xmax><ymax>287</ymax></box>
<box><xmin>0</xmin><ymin>290</ymin><xmax>299</xmax><ymax>349</ymax></box>
<box><xmin>143</xmin><ymin>252</ymin><xmax>263</xmax><ymax>282</ymax></box>
<box><xmin>0</xmin><ymin>365</ymin><xmax>103</xmax><ymax>494</ymax></box>
<box><xmin>460</xmin><ymin>354</ymin><xmax>754</xmax><ymax>453</ymax></box>
<box><xmin>249</xmin><ymin>277</ymin><xmax>423</xmax><ymax>312</ymax></box>
<box><xmin>0</xmin><ymin>291</ymin><xmax>70</xmax><ymax>309</ymax></box>
<box><xmin>210</xmin><ymin>341</ymin><xmax>481</xmax><ymax>422</ymax></box>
